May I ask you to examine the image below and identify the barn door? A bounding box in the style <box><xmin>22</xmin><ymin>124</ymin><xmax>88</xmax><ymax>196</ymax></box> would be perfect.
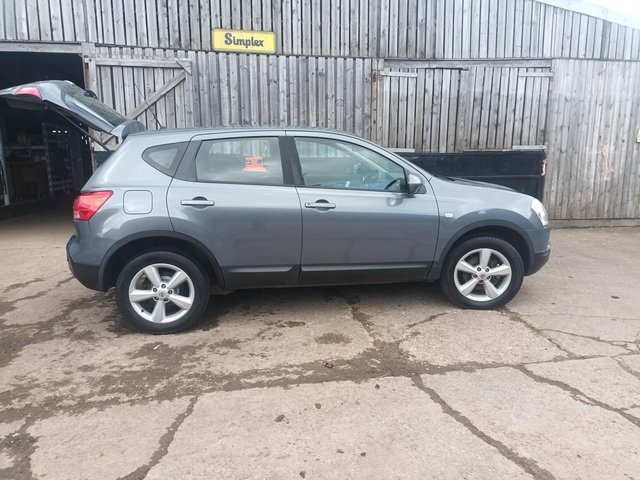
<box><xmin>459</xmin><ymin>66</ymin><xmax>552</xmax><ymax>151</ymax></box>
<box><xmin>374</xmin><ymin>67</ymin><xmax>464</xmax><ymax>152</ymax></box>
<box><xmin>83</xmin><ymin>45</ymin><xmax>196</xmax><ymax>149</ymax></box>
<box><xmin>374</xmin><ymin>64</ymin><xmax>551</xmax><ymax>153</ymax></box>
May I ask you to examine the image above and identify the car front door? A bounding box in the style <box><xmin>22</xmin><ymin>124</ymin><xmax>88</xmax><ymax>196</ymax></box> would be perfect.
<box><xmin>166</xmin><ymin>132</ymin><xmax>302</xmax><ymax>289</ymax></box>
<box><xmin>290</xmin><ymin>133</ymin><xmax>439</xmax><ymax>285</ymax></box>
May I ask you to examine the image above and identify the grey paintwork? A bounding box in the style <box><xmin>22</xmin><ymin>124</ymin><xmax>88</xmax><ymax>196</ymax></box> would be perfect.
<box><xmin>67</xmin><ymin>126</ymin><xmax>550</xmax><ymax>292</ymax></box>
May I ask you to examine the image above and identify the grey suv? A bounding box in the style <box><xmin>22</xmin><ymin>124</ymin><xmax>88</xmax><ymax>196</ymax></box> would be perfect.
<box><xmin>1</xmin><ymin>81</ymin><xmax>550</xmax><ymax>333</ymax></box>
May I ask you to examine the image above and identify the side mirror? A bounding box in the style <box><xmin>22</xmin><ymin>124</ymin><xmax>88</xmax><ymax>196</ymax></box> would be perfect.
<box><xmin>407</xmin><ymin>173</ymin><xmax>423</xmax><ymax>194</ymax></box>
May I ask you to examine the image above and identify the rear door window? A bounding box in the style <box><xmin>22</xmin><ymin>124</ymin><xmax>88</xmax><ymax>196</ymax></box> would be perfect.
<box><xmin>193</xmin><ymin>137</ymin><xmax>284</xmax><ymax>185</ymax></box>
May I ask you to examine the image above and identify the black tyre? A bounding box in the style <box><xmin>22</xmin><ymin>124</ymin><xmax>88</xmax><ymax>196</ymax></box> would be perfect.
<box><xmin>440</xmin><ymin>236</ymin><xmax>524</xmax><ymax>310</ymax></box>
<box><xmin>115</xmin><ymin>251</ymin><xmax>209</xmax><ymax>334</ymax></box>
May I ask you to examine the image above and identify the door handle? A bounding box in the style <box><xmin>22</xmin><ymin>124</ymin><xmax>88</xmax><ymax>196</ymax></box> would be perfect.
<box><xmin>305</xmin><ymin>201</ymin><xmax>336</xmax><ymax>210</ymax></box>
<box><xmin>181</xmin><ymin>198</ymin><xmax>215</xmax><ymax>207</ymax></box>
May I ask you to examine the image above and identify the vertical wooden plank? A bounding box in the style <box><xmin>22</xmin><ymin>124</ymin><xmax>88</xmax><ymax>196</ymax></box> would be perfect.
<box><xmin>424</xmin><ymin>0</ymin><xmax>436</xmax><ymax>58</ymax></box>
<box><xmin>486</xmin><ymin>0</ymin><xmax>504</xmax><ymax>58</ymax></box>
<box><xmin>326</xmin><ymin>58</ymin><xmax>336</xmax><ymax>129</ymax></box>
<box><xmin>478</xmin><ymin>0</ymin><xmax>489</xmax><ymax>58</ymax></box>
<box><xmin>388</xmin><ymin>0</ymin><xmax>399</xmax><ymax>57</ymax></box>
<box><xmin>59</xmin><ymin>0</ymin><xmax>75</xmax><ymax>40</ymax></box>
<box><xmin>428</xmin><ymin>69</ymin><xmax>440</xmax><ymax>151</ymax></box>
<box><xmin>302</xmin><ymin>0</ymin><xmax>311</xmax><ymax>54</ymax></box>
<box><xmin>494</xmin><ymin>67</ymin><xmax>510</xmax><ymax>148</ymax></box>
<box><xmin>27</xmin><ymin>0</ymin><xmax>41</xmax><ymax>40</ymax></box>
<box><xmin>238</xmin><ymin>54</ymin><xmax>250</xmax><ymax>126</ymax></box>
<box><xmin>405</xmin><ymin>74</ymin><xmax>417</xmax><ymax>149</ymax></box>
<box><xmin>2</xmin><ymin>0</ymin><xmax>16</xmax><ymax>40</ymax></box>
<box><xmin>381</xmin><ymin>70</ymin><xmax>391</xmax><ymax>147</ymax></box>
<box><xmin>378</xmin><ymin>0</ymin><xmax>389</xmax><ymax>58</ymax></box>
<box><xmin>216</xmin><ymin>54</ymin><xmax>229</xmax><ymax>126</ymax></box>
<box><xmin>229</xmin><ymin>55</ymin><xmax>242</xmax><ymax>125</ymax></box>
<box><xmin>110</xmin><ymin>0</ymin><xmax>125</xmax><ymax>44</ymax></box>
<box><xmin>49</xmin><ymin>0</ymin><xmax>63</xmax><ymax>41</ymax></box>
<box><xmin>340</xmin><ymin>0</ymin><xmax>350</xmax><ymax>57</ymax></box>
<box><xmin>254</xmin><ymin>54</ymin><xmax>266</xmax><ymax>125</ymax></box>
<box><xmin>521</xmin><ymin>0</ymin><xmax>532</xmax><ymax>57</ymax></box>
<box><xmin>397</xmin><ymin>0</ymin><xmax>408</xmax><ymax>58</ymax></box>
<box><xmin>491</xmin><ymin>1</ymin><xmax>507</xmax><ymax>58</ymax></box>
<box><xmin>405</xmin><ymin>0</ymin><xmax>417</xmax><ymax>58</ymax></box>
<box><xmin>298</xmin><ymin>56</ymin><xmax>309</xmax><ymax>127</ymax></box>
<box><xmin>266</xmin><ymin>55</ymin><xmax>278</xmax><ymax>125</ymax></box>
<box><xmin>354</xmin><ymin>59</ymin><xmax>364</xmax><ymax>136</ymax></box>
<box><xmin>520</xmin><ymin>73</ymin><xmax>534</xmax><ymax>146</ymax></box>
<box><xmin>344</xmin><ymin>59</ymin><xmax>354</xmax><ymax>133</ymax></box>
<box><xmin>434</xmin><ymin>0</ymin><xmax>444</xmax><ymax>58</ymax></box>
<box><xmin>448</xmin><ymin>71</ymin><xmax>460</xmax><ymax>151</ymax></box>
<box><xmin>362</xmin><ymin>58</ymin><xmax>373</xmax><ymax>140</ymax></box>
<box><xmin>198</xmin><ymin>0</ymin><xmax>210</xmax><ymax>49</ymax></box>
<box><xmin>415</xmin><ymin>0</ymin><xmax>427</xmax><ymax>58</ymax></box>
<box><xmin>438</xmin><ymin>69</ymin><xmax>451</xmax><ymax>151</ymax></box>
<box><xmin>333</xmin><ymin>58</ymin><xmax>343</xmax><ymax>130</ymax></box>
<box><xmin>443</xmin><ymin>0</ymin><xmax>453</xmax><ymax>59</ymax></box>
<box><xmin>13</xmin><ymin>0</ymin><xmax>28</xmax><ymax>40</ymax></box>
<box><xmin>413</xmin><ymin>69</ymin><xmax>426</xmax><ymax>151</ymax></box>
<box><xmin>277</xmin><ymin>56</ymin><xmax>288</xmax><ymax>126</ymax></box>
<box><xmin>320</xmin><ymin>0</ymin><xmax>329</xmax><ymax>55</ymax></box>
<box><xmin>397</xmin><ymin>74</ymin><xmax>408</xmax><ymax>148</ymax></box>
<box><xmin>471</xmin><ymin>1</ymin><xmax>482</xmax><ymax>58</ymax></box>
<box><xmin>307</xmin><ymin>57</ymin><xmax>318</xmax><ymax>127</ymax></box>
<box><xmin>289</xmin><ymin>55</ymin><xmax>299</xmax><ymax>126</ymax></box>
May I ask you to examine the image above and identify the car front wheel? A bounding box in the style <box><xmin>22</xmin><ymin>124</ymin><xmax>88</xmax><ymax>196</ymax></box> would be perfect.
<box><xmin>440</xmin><ymin>236</ymin><xmax>524</xmax><ymax>309</ymax></box>
<box><xmin>115</xmin><ymin>251</ymin><xmax>209</xmax><ymax>333</ymax></box>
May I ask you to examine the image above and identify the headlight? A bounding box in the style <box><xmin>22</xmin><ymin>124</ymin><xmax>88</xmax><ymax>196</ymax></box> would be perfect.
<box><xmin>531</xmin><ymin>198</ymin><xmax>548</xmax><ymax>227</ymax></box>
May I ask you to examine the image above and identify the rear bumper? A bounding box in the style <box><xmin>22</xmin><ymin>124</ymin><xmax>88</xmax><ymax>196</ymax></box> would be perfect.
<box><xmin>66</xmin><ymin>237</ymin><xmax>102</xmax><ymax>291</ymax></box>
<box><xmin>526</xmin><ymin>244</ymin><xmax>551</xmax><ymax>276</ymax></box>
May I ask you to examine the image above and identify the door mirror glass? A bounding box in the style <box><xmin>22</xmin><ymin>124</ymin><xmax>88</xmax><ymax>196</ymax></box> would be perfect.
<box><xmin>407</xmin><ymin>173</ymin><xmax>423</xmax><ymax>194</ymax></box>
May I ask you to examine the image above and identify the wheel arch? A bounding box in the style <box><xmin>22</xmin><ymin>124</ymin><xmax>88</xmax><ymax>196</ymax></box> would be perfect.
<box><xmin>428</xmin><ymin>221</ymin><xmax>534</xmax><ymax>281</ymax></box>
<box><xmin>99</xmin><ymin>231</ymin><xmax>224</xmax><ymax>291</ymax></box>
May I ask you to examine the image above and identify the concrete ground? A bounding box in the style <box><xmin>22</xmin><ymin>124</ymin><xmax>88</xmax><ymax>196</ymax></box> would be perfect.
<box><xmin>1</xmin><ymin>207</ymin><xmax>639</xmax><ymax>480</ymax></box>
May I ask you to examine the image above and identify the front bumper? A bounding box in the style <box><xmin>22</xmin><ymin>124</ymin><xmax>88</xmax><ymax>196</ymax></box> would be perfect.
<box><xmin>526</xmin><ymin>244</ymin><xmax>551</xmax><ymax>276</ymax></box>
<box><xmin>66</xmin><ymin>237</ymin><xmax>102</xmax><ymax>291</ymax></box>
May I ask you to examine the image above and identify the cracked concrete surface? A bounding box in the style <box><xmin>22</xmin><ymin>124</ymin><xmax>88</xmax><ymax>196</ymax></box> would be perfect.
<box><xmin>1</xmin><ymin>207</ymin><xmax>640</xmax><ymax>479</ymax></box>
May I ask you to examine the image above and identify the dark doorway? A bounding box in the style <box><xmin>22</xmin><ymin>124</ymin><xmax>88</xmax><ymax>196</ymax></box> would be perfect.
<box><xmin>0</xmin><ymin>52</ymin><xmax>91</xmax><ymax>209</ymax></box>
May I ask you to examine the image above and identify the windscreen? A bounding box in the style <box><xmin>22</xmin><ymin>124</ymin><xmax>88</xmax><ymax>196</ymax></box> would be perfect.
<box><xmin>61</xmin><ymin>83</ymin><xmax>128</xmax><ymax>127</ymax></box>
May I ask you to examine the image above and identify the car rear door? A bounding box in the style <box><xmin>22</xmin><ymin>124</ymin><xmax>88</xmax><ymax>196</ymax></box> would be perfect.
<box><xmin>289</xmin><ymin>132</ymin><xmax>439</xmax><ymax>285</ymax></box>
<box><xmin>166</xmin><ymin>131</ymin><xmax>302</xmax><ymax>289</ymax></box>
<box><xmin>0</xmin><ymin>81</ymin><xmax>144</xmax><ymax>138</ymax></box>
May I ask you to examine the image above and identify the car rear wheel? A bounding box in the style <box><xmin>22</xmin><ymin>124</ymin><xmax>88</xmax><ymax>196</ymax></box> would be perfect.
<box><xmin>440</xmin><ymin>236</ymin><xmax>524</xmax><ymax>309</ymax></box>
<box><xmin>115</xmin><ymin>251</ymin><xmax>209</xmax><ymax>333</ymax></box>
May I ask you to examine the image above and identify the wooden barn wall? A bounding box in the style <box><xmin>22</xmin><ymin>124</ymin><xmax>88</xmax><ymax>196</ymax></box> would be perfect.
<box><xmin>192</xmin><ymin>52</ymin><xmax>376</xmax><ymax>139</ymax></box>
<box><xmin>375</xmin><ymin>63</ymin><xmax>551</xmax><ymax>152</ymax></box>
<box><xmin>545</xmin><ymin>59</ymin><xmax>640</xmax><ymax>220</ymax></box>
<box><xmin>1</xmin><ymin>0</ymin><xmax>639</xmax><ymax>61</ymax></box>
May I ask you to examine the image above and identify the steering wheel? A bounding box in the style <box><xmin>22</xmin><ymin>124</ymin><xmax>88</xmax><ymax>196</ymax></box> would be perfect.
<box><xmin>384</xmin><ymin>178</ymin><xmax>402</xmax><ymax>190</ymax></box>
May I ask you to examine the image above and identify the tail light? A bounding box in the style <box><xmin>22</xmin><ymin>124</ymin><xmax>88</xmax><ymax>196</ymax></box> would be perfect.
<box><xmin>15</xmin><ymin>86</ymin><xmax>42</xmax><ymax>99</ymax></box>
<box><xmin>73</xmin><ymin>191</ymin><xmax>113</xmax><ymax>221</ymax></box>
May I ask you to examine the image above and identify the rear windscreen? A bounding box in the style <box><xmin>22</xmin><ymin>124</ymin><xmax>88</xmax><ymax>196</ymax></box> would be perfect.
<box><xmin>62</xmin><ymin>83</ymin><xmax>128</xmax><ymax>127</ymax></box>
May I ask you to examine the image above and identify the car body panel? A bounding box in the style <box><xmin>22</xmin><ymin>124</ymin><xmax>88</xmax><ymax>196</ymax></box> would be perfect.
<box><xmin>296</xmin><ymin>186</ymin><xmax>439</xmax><ymax>284</ymax></box>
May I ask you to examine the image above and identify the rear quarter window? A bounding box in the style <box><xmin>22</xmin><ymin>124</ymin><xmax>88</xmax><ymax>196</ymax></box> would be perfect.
<box><xmin>142</xmin><ymin>142</ymin><xmax>188</xmax><ymax>176</ymax></box>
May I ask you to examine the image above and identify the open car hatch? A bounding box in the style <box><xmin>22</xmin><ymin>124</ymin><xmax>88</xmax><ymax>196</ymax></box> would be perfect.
<box><xmin>0</xmin><ymin>80</ymin><xmax>145</xmax><ymax>140</ymax></box>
